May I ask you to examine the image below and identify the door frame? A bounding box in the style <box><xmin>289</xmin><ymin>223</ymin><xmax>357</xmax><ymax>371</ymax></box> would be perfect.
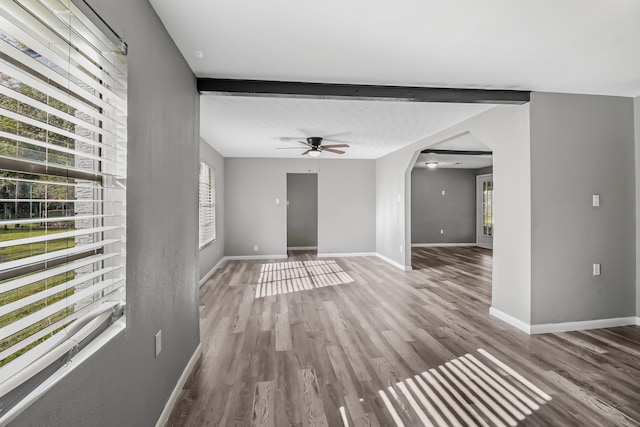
<box><xmin>476</xmin><ymin>173</ymin><xmax>493</xmax><ymax>249</ymax></box>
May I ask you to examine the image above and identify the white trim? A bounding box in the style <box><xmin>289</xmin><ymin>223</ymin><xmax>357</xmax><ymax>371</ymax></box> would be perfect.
<box><xmin>155</xmin><ymin>343</ymin><xmax>202</xmax><ymax>427</ymax></box>
<box><xmin>199</xmin><ymin>257</ymin><xmax>227</xmax><ymax>287</ymax></box>
<box><xmin>287</xmin><ymin>246</ymin><xmax>318</xmax><ymax>250</ymax></box>
<box><xmin>530</xmin><ymin>316</ymin><xmax>638</xmax><ymax>334</ymax></box>
<box><xmin>375</xmin><ymin>253</ymin><xmax>413</xmax><ymax>271</ymax></box>
<box><xmin>411</xmin><ymin>243</ymin><xmax>477</xmax><ymax>248</ymax></box>
<box><xmin>317</xmin><ymin>252</ymin><xmax>376</xmax><ymax>258</ymax></box>
<box><xmin>489</xmin><ymin>307</ymin><xmax>531</xmax><ymax>334</ymax></box>
<box><xmin>224</xmin><ymin>254</ymin><xmax>288</xmax><ymax>260</ymax></box>
<box><xmin>0</xmin><ymin>318</ymin><xmax>126</xmax><ymax>426</ymax></box>
<box><xmin>636</xmin><ymin>317</ymin><xmax>640</xmax><ymax>326</ymax></box>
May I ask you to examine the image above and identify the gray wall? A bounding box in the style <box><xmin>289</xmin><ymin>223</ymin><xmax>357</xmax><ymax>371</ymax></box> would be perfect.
<box><xmin>225</xmin><ymin>158</ymin><xmax>375</xmax><ymax>256</ymax></box>
<box><xmin>12</xmin><ymin>1</ymin><xmax>201</xmax><ymax>426</ymax></box>
<box><xmin>287</xmin><ymin>173</ymin><xmax>318</xmax><ymax>248</ymax></box>
<box><xmin>199</xmin><ymin>139</ymin><xmax>225</xmax><ymax>283</ymax></box>
<box><xmin>530</xmin><ymin>92</ymin><xmax>636</xmax><ymax>324</ymax></box>
<box><xmin>376</xmin><ymin>105</ymin><xmax>532</xmax><ymax>323</ymax></box>
<box><xmin>634</xmin><ymin>96</ymin><xmax>640</xmax><ymax>317</ymax></box>
<box><xmin>411</xmin><ymin>168</ymin><xmax>476</xmax><ymax>243</ymax></box>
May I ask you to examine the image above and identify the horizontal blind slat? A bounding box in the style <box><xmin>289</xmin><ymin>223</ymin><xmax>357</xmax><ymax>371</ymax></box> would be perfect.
<box><xmin>0</xmin><ymin>277</ymin><xmax>123</xmax><ymax>341</ymax></box>
<box><xmin>0</xmin><ymin>82</ymin><xmax>114</xmax><ymax>140</ymax></box>
<box><xmin>0</xmin><ymin>252</ymin><xmax>117</xmax><ymax>294</ymax></box>
<box><xmin>0</xmin><ymin>225</ymin><xmax>119</xmax><ymax>249</ymax></box>
<box><xmin>0</xmin><ymin>28</ymin><xmax>123</xmax><ymax>115</ymax></box>
<box><xmin>0</xmin><ymin>4</ymin><xmax>126</xmax><ymax>106</ymax></box>
<box><xmin>0</xmin><ymin>52</ymin><xmax>124</xmax><ymax>129</ymax></box>
<box><xmin>0</xmin><ymin>214</ymin><xmax>111</xmax><ymax>226</ymax></box>
<box><xmin>0</xmin><ymin>238</ymin><xmax>119</xmax><ymax>273</ymax></box>
<box><xmin>0</xmin><ymin>265</ymin><xmax>122</xmax><ymax>317</ymax></box>
<box><xmin>0</xmin><ymin>131</ymin><xmax>113</xmax><ymax>165</ymax></box>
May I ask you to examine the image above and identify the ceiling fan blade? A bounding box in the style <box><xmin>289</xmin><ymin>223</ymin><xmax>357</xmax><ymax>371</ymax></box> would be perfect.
<box><xmin>323</xmin><ymin>148</ymin><xmax>345</xmax><ymax>154</ymax></box>
<box><xmin>301</xmin><ymin>149</ymin><xmax>311</xmax><ymax>156</ymax></box>
<box><xmin>321</xmin><ymin>144</ymin><xmax>350</xmax><ymax>149</ymax></box>
<box><xmin>298</xmin><ymin>140</ymin><xmax>313</xmax><ymax>147</ymax></box>
<box><xmin>276</xmin><ymin>147</ymin><xmax>305</xmax><ymax>150</ymax></box>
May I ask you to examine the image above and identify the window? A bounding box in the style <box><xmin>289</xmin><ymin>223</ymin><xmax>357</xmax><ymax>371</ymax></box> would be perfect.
<box><xmin>0</xmin><ymin>0</ymin><xmax>126</xmax><ymax>417</ymax></box>
<box><xmin>482</xmin><ymin>180</ymin><xmax>493</xmax><ymax>236</ymax></box>
<box><xmin>199</xmin><ymin>162</ymin><xmax>215</xmax><ymax>248</ymax></box>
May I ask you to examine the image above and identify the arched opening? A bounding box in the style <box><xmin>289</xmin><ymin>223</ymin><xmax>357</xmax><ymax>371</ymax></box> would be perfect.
<box><xmin>407</xmin><ymin>131</ymin><xmax>495</xmax><ymax>299</ymax></box>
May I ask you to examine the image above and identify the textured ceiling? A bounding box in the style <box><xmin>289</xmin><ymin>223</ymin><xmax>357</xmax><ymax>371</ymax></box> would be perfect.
<box><xmin>151</xmin><ymin>0</ymin><xmax>640</xmax><ymax>97</ymax></box>
<box><xmin>151</xmin><ymin>0</ymin><xmax>640</xmax><ymax>159</ymax></box>
<box><xmin>200</xmin><ymin>95</ymin><xmax>493</xmax><ymax>158</ymax></box>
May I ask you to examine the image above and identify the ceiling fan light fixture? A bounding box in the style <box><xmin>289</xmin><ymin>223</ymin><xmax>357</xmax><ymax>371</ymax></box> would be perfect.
<box><xmin>426</xmin><ymin>161</ymin><xmax>438</xmax><ymax>168</ymax></box>
<box><xmin>308</xmin><ymin>150</ymin><xmax>321</xmax><ymax>157</ymax></box>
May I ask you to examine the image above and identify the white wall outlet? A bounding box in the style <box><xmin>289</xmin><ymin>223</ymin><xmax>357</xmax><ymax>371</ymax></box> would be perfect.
<box><xmin>592</xmin><ymin>194</ymin><xmax>600</xmax><ymax>207</ymax></box>
<box><xmin>440</xmin><ymin>229</ymin><xmax>444</xmax><ymax>234</ymax></box>
<box><xmin>442</xmin><ymin>190</ymin><xmax>446</xmax><ymax>196</ymax></box>
<box><xmin>276</xmin><ymin>198</ymin><xmax>280</xmax><ymax>205</ymax></box>
<box><xmin>593</xmin><ymin>263</ymin><xmax>601</xmax><ymax>276</ymax></box>
<box><xmin>400</xmin><ymin>245</ymin><xmax>403</xmax><ymax>253</ymax></box>
<box><xmin>155</xmin><ymin>330</ymin><xmax>162</xmax><ymax>357</ymax></box>
<box><xmin>254</xmin><ymin>245</ymin><xmax>259</xmax><ymax>252</ymax></box>
<box><xmin>397</xmin><ymin>194</ymin><xmax>402</xmax><ymax>202</ymax></box>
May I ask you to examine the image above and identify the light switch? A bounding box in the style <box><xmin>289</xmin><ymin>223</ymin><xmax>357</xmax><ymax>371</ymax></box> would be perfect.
<box><xmin>593</xmin><ymin>263</ymin><xmax>601</xmax><ymax>276</ymax></box>
<box><xmin>592</xmin><ymin>194</ymin><xmax>600</xmax><ymax>207</ymax></box>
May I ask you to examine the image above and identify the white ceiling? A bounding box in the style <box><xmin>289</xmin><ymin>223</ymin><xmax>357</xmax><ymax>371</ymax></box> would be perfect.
<box><xmin>201</xmin><ymin>95</ymin><xmax>492</xmax><ymax>158</ymax></box>
<box><xmin>150</xmin><ymin>0</ymin><xmax>640</xmax><ymax>159</ymax></box>
<box><xmin>150</xmin><ymin>0</ymin><xmax>640</xmax><ymax>96</ymax></box>
<box><xmin>413</xmin><ymin>132</ymin><xmax>493</xmax><ymax>169</ymax></box>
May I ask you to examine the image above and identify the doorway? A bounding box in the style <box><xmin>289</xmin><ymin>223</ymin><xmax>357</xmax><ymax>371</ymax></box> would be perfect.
<box><xmin>286</xmin><ymin>173</ymin><xmax>318</xmax><ymax>251</ymax></box>
<box><xmin>476</xmin><ymin>174</ymin><xmax>493</xmax><ymax>249</ymax></box>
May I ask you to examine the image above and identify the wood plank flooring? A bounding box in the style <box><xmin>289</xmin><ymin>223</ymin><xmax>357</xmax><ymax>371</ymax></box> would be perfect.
<box><xmin>167</xmin><ymin>247</ymin><xmax>640</xmax><ymax>426</ymax></box>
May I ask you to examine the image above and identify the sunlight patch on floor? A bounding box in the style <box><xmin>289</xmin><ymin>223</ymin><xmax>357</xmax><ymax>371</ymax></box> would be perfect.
<box><xmin>256</xmin><ymin>260</ymin><xmax>354</xmax><ymax>298</ymax></box>
<box><xmin>342</xmin><ymin>349</ymin><xmax>552</xmax><ymax>427</ymax></box>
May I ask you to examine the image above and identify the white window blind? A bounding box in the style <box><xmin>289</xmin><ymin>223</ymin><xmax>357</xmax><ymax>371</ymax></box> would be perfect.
<box><xmin>0</xmin><ymin>0</ymin><xmax>127</xmax><ymax>413</ymax></box>
<box><xmin>199</xmin><ymin>162</ymin><xmax>215</xmax><ymax>248</ymax></box>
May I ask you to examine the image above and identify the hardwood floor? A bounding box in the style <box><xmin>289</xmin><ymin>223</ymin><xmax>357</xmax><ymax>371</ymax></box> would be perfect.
<box><xmin>167</xmin><ymin>247</ymin><xmax>640</xmax><ymax>426</ymax></box>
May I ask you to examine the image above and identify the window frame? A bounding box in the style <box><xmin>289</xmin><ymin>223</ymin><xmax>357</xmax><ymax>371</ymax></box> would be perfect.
<box><xmin>0</xmin><ymin>0</ymin><xmax>127</xmax><ymax>421</ymax></box>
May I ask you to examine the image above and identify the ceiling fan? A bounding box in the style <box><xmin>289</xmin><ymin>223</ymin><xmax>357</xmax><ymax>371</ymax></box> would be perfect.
<box><xmin>277</xmin><ymin>137</ymin><xmax>350</xmax><ymax>157</ymax></box>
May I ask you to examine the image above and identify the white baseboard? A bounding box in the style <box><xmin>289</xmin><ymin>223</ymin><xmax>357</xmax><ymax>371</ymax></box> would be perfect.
<box><xmin>375</xmin><ymin>253</ymin><xmax>412</xmax><ymax>271</ymax></box>
<box><xmin>317</xmin><ymin>252</ymin><xmax>376</xmax><ymax>258</ymax></box>
<box><xmin>155</xmin><ymin>343</ymin><xmax>202</xmax><ymax>427</ymax></box>
<box><xmin>530</xmin><ymin>316</ymin><xmax>638</xmax><ymax>334</ymax></box>
<box><xmin>199</xmin><ymin>257</ymin><xmax>227</xmax><ymax>287</ymax></box>
<box><xmin>411</xmin><ymin>243</ymin><xmax>476</xmax><ymax>248</ymax></box>
<box><xmin>490</xmin><ymin>307</ymin><xmax>531</xmax><ymax>334</ymax></box>
<box><xmin>637</xmin><ymin>317</ymin><xmax>640</xmax><ymax>326</ymax></box>
<box><xmin>224</xmin><ymin>254</ymin><xmax>288</xmax><ymax>260</ymax></box>
<box><xmin>287</xmin><ymin>246</ymin><xmax>318</xmax><ymax>250</ymax></box>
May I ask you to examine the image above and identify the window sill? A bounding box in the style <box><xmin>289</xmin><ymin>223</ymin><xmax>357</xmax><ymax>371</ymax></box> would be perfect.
<box><xmin>0</xmin><ymin>317</ymin><xmax>126</xmax><ymax>425</ymax></box>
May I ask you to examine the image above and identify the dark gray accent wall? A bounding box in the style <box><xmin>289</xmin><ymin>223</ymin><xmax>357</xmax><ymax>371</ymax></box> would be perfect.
<box><xmin>411</xmin><ymin>168</ymin><xmax>476</xmax><ymax>243</ymax></box>
<box><xmin>287</xmin><ymin>173</ymin><xmax>318</xmax><ymax>247</ymax></box>
<box><xmin>475</xmin><ymin>166</ymin><xmax>493</xmax><ymax>175</ymax></box>
<box><xmin>530</xmin><ymin>92</ymin><xmax>636</xmax><ymax>325</ymax></box>
<box><xmin>200</xmin><ymin>139</ymin><xmax>225</xmax><ymax>282</ymax></box>
<box><xmin>12</xmin><ymin>1</ymin><xmax>200</xmax><ymax>425</ymax></box>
